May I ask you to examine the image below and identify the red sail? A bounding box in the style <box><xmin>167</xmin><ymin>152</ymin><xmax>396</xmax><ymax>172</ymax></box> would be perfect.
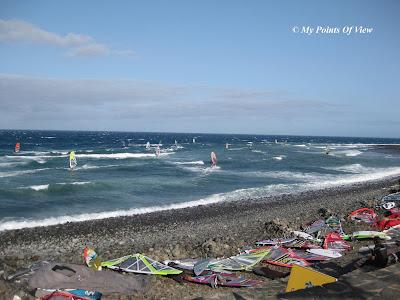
<box><xmin>15</xmin><ymin>142</ymin><xmax>20</xmax><ymax>153</ymax></box>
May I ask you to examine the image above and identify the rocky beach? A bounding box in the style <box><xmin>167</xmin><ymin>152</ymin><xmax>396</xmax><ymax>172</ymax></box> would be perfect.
<box><xmin>1</xmin><ymin>176</ymin><xmax>399</xmax><ymax>299</ymax></box>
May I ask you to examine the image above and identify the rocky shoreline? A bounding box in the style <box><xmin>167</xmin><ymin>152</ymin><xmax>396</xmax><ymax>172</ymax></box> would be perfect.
<box><xmin>1</xmin><ymin>177</ymin><xmax>400</xmax><ymax>299</ymax></box>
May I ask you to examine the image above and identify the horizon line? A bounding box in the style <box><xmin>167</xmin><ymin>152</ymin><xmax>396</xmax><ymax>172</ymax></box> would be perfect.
<box><xmin>0</xmin><ymin>128</ymin><xmax>399</xmax><ymax>140</ymax></box>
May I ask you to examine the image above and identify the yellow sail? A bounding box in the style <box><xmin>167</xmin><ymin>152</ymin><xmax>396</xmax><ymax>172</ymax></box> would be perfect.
<box><xmin>69</xmin><ymin>151</ymin><xmax>77</xmax><ymax>168</ymax></box>
<box><xmin>286</xmin><ymin>265</ymin><xmax>337</xmax><ymax>292</ymax></box>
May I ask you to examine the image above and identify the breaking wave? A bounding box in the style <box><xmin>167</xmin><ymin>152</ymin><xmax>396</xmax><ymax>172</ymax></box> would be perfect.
<box><xmin>75</xmin><ymin>152</ymin><xmax>172</xmax><ymax>159</ymax></box>
<box><xmin>172</xmin><ymin>161</ymin><xmax>205</xmax><ymax>165</ymax></box>
<box><xmin>27</xmin><ymin>184</ymin><xmax>49</xmax><ymax>191</ymax></box>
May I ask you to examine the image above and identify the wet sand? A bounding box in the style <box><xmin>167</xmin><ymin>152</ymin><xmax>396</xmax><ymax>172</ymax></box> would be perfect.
<box><xmin>1</xmin><ymin>177</ymin><xmax>399</xmax><ymax>299</ymax></box>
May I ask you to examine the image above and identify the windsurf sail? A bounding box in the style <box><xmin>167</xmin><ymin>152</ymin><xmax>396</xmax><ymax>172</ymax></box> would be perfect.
<box><xmin>101</xmin><ymin>254</ymin><xmax>182</xmax><ymax>275</ymax></box>
<box><xmin>349</xmin><ymin>208</ymin><xmax>377</xmax><ymax>225</ymax></box>
<box><xmin>192</xmin><ymin>138</ymin><xmax>196</xmax><ymax>144</ymax></box>
<box><xmin>225</xmin><ymin>143</ymin><xmax>229</xmax><ymax>149</ymax></box>
<box><xmin>175</xmin><ymin>140</ymin><xmax>178</xmax><ymax>145</ymax></box>
<box><xmin>14</xmin><ymin>142</ymin><xmax>21</xmax><ymax>153</ymax></box>
<box><xmin>324</xmin><ymin>232</ymin><xmax>351</xmax><ymax>251</ymax></box>
<box><xmin>146</xmin><ymin>141</ymin><xmax>150</xmax><ymax>149</ymax></box>
<box><xmin>208</xmin><ymin>250</ymin><xmax>270</xmax><ymax>272</ymax></box>
<box><xmin>156</xmin><ymin>146</ymin><xmax>161</xmax><ymax>156</ymax></box>
<box><xmin>286</xmin><ymin>265</ymin><xmax>337</xmax><ymax>292</ymax></box>
<box><xmin>69</xmin><ymin>151</ymin><xmax>77</xmax><ymax>169</ymax></box>
<box><xmin>210</xmin><ymin>151</ymin><xmax>217</xmax><ymax>166</ymax></box>
<box><xmin>264</xmin><ymin>247</ymin><xmax>310</xmax><ymax>268</ymax></box>
<box><xmin>348</xmin><ymin>231</ymin><xmax>390</xmax><ymax>240</ymax></box>
<box><xmin>84</xmin><ymin>247</ymin><xmax>102</xmax><ymax>271</ymax></box>
<box><xmin>320</xmin><ymin>216</ymin><xmax>344</xmax><ymax>236</ymax></box>
<box><xmin>304</xmin><ymin>219</ymin><xmax>326</xmax><ymax>235</ymax></box>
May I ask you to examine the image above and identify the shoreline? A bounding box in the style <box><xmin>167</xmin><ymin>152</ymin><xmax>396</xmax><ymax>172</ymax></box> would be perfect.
<box><xmin>1</xmin><ymin>176</ymin><xmax>398</xmax><ymax>254</ymax></box>
<box><xmin>1</xmin><ymin>176</ymin><xmax>399</xmax><ymax>299</ymax></box>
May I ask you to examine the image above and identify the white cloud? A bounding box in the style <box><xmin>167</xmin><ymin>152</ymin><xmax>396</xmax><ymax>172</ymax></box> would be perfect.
<box><xmin>68</xmin><ymin>43</ymin><xmax>109</xmax><ymax>57</ymax></box>
<box><xmin>0</xmin><ymin>19</ymin><xmax>134</xmax><ymax>58</ymax></box>
<box><xmin>0</xmin><ymin>74</ymin><xmax>340</xmax><ymax>134</ymax></box>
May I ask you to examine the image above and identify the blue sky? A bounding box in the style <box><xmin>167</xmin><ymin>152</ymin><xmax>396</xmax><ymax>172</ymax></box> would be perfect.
<box><xmin>0</xmin><ymin>1</ymin><xmax>399</xmax><ymax>137</ymax></box>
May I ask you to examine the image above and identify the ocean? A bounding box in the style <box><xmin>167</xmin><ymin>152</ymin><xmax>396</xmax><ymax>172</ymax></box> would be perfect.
<box><xmin>1</xmin><ymin>130</ymin><xmax>400</xmax><ymax>231</ymax></box>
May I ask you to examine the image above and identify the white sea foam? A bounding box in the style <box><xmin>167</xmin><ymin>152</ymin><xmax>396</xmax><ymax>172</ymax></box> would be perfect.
<box><xmin>77</xmin><ymin>164</ymin><xmax>122</xmax><ymax>170</ymax></box>
<box><xmin>327</xmin><ymin>163</ymin><xmax>369</xmax><ymax>173</ymax></box>
<box><xmin>173</xmin><ymin>161</ymin><xmax>205</xmax><ymax>165</ymax></box>
<box><xmin>251</xmin><ymin>150</ymin><xmax>264</xmax><ymax>154</ymax></box>
<box><xmin>273</xmin><ymin>155</ymin><xmax>285</xmax><ymax>160</ymax></box>
<box><xmin>57</xmin><ymin>181</ymin><xmax>92</xmax><ymax>186</ymax></box>
<box><xmin>28</xmin><ymin>184</ymin><xmax>49</xmax><ymax>191</ymax></box>
<box><xmin>335</xmin><ymin>149</ymin><xmax>363</xmax><ymax>157</ymax></box>
<box><xmin>75</xmin><ymin>152</ymin><xmax>172</xmax><ymax>159</ymax></box>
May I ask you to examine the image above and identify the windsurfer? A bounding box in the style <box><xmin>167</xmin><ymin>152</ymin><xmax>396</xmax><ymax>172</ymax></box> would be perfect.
<box><xmin>156</xmin><ymin>145</ymin><xmax>161</xmax><ymax>156</ymax></box>
<box><xmin>210</xmin><ymin>151</ymin><xmax>217</xmax><ymax>167</ymax></box>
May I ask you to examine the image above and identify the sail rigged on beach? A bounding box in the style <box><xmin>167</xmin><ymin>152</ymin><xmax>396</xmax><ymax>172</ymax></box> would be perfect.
<box><xmin>101</xmin><ymin>254</ymin><xmax>182</xmax><ymax>275</ymax></box>
<box><xmin>69</xmin><ymin>151</ymin><xmax>77</xmax><ymax>169</ymax></box>
<box><xmin>14</xmin><ymin>142</ymin><xmax>20</xmax><ymax>153</ymax></box>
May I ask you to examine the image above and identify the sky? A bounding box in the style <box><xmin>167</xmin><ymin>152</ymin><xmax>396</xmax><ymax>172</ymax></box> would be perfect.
<box><xmin>0</xmin><ymin>1</ymin><xmax>399</xmax><ymax>137</ymax></box>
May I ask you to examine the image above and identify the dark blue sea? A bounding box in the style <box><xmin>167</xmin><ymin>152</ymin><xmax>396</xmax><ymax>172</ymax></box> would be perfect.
<box><xmin>1</xmin><ymin>130</ymin><xmax>400</xmax><ymax>231</ymax></box>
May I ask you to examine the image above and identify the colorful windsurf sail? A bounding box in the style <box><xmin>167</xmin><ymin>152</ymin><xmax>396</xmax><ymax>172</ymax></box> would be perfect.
<box><xmin>84</xmin><ymin>247</ymin><xmax>102</xmax><ymax>271</ymax></box>
<box><xmin>306</xmin><ymin>249</ymin><xmax>342</xmax><ymax>259</ymax></box>
<box><xmin>304</xmin><ymin>219</ymin><xmax>326</xmax><ymax>235</ymax></box>
<box><xmin>101</xmin><ymin>254</ymin><xmax>182</xmax><ymax>275</ymax></box>
<box><xmin>14</xmin><ymin>142</ymin><xmax>21</xmax><ymax>153</ymax></box>
<box><xmin>69</xmin><ymin>151</ymin><xmax>77</xmax><ymax>169</ymax></box>
<box><xmin>349</xmin><ymin>208</ymin><xmax>377</xmax><ymax>225</ymax></box>
<box><xmin>324</xmin><ymin>232</ymin><xmax>351</xmax><ymax>251</ymax></box>
<box><xmin>264</xmin><ymin>247</ymin><xmax>310</xmax><ymax>268</ymax></box>
<box><xmin>384</xmin><ymin>224</ymin><xmax>400</xmax><ymax>239</ymax></box>
<box><xmin>348</xmin><ymin>231</ymin><xmax>390</xmax><ymax>240</ymax></box>
<box><xmin>319</xmin><ymin>216</ymin><xmax>344</xmax><ymax>237</ymax></box>
<box><xmin>208</xmin><ymin>250</ymin><xmax>270</xmax><ymax>272</ymax></box>
<box><xmin>290</xmin><ymin>249</ymin><xmax>334</xmax><ymax>261</ymax></box>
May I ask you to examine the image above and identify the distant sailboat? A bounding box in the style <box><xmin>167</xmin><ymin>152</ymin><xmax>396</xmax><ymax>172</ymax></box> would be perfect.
<box><xmin>210</xmin><ymin>151</ymin><xmax>217</xmax><ymax>167</ymax></box>
<box><xmin>146</xmin><ymin>141</ymin><xmax>151</xmax><ymax>149</ymax></box>
<box><xmin>69</xmin><ymin>151</ymin><xmax>77</xmax><ymax>169</ymax></box>
<box><xmin>14</xmin><ymin>142</ymin><xmax>20</xmax><ymax>153</ymax></box>
<box><xmin>193</xmin><ymin>138</ymin><xmax>196</xmax><ymax>144</ymax></box>
<box><xmin>225</xmin><ymin>143</ymin><xmax>229</xmax><ymax>149</ymax></box>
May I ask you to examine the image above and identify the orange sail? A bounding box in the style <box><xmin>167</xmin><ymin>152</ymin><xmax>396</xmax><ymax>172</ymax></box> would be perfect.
<box><xmin>14</xmin><ymin>142</ymin><xmax>20</xmax><ymax>153</ymax></box>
